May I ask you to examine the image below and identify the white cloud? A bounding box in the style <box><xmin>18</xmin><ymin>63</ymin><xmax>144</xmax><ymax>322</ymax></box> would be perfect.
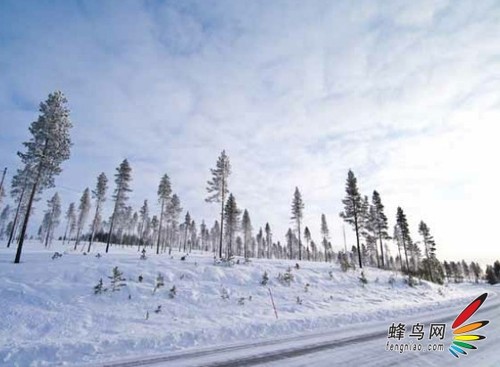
<box><xmin>1</xmin><ymin>0</ymin><xmax>499</xmax><ymax>263</ymax></box>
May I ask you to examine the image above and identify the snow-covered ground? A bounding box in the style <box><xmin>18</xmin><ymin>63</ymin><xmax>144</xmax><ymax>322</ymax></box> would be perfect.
<box><xmin>0</xmin><ymin>241</ymin><xmax>489</xmax><ymax>366</ymax></box>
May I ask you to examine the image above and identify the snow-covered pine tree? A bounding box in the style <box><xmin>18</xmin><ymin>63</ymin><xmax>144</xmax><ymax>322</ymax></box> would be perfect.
<box><xmin>43</xmin><ymin>192</ymin><xmax>61</xmax><ymax>248</ymax></box>
<box><xmin>106</xmin><ymin>159</ymin><xmax>132</xmax><ymax>253</ymax></box>
<box><xmin>304</xmin><ymin>226</ymin><xmax>311</xmax><ymax>261</ymax></box>
<box><xmin>286</xmin><ymin>228</ymin><xmax>294</xmax><ymax>259</ymax></box>
<box><xmin>0</xmin><ymin>205</ymin><xmax>10</xmax><ymax>240</ymax></box>
<box><xmin>62</xmin><ymin>202</ymin><xmax>76</xmax><ymax>245</ymax></box>
<box><xmin>206</xmin><ymin>150</ymin><xmax>231</xmax><ymax>258</ymax></box>
<box><xmin>156</xmin><ymin>174</ymin><xmax>172</xmax><ymax>255</ymax></box>
<box><xmin>340</xmin><ymin>170</ymin><xmax>363</xmax><ymax>269</ymax></box>
<box><xmin>396</xmin><ymin>207</ymin><xmax>412</xmax><ymax>274</ymax></box>
<box><xmin>88</xmin><ymin>172</ymin><xmax>107</xmax><ymax>252</ymax></box>
<box><xmin>320</xmin><ymin>214</ymin><xmax>330</xmax><ymax>262</ymax></box>
<box><xmin>108</xmin><ymin>266</ymin><xmax>126</xmax><ymax>291</ymax></box>
<box><xmin>15</xmin><ymin>91</ymin><xmax>73</xmax><ymax>263</ymax></box>
<box><xmin>74</xmin><ymin>188</ymin><xmax>91</xmax><ymax>250</ymax></box>
<box><xmin>7</xmin><ymin>168</ymin><xmax>33</xmax><ymax>248</ymax></box>
<box><xmin>265</xmin><ymin>223</ymin><xmax>272</xmax><ymax>259</ymax></box>
<box><xmin>138</xmin><ymin>199</ymin><xmax>149</xmax><ymax>251</ymax></box>
<box><xmin>418</xmin><ymin>221</ymin><xmax>443</xmax><ymax>283</ymax></box>
<box><xmin>166</xmin><ymin>194</ymin><xmax>182</xmax><ymax>253</ymax></box>
<box><xmin>291</xmin><ymin>187</ymin><xmax>304</xmax><ymax>261</ymax></box>
<box><xmin>224</xmin><ymin>193</ymin><xmax>241</xmax><ymax>259</ymax></box>
<box><xmin>371</xmin><ymin>191</ymin><xmax>390</xmax><ymax>268</ymax></box>
<box><xmin>241</xmin><ymin>209</ymin><xmax>252</xmax><ymax>259</ymax></box>
<box><xmin>182</xmin><ymin>211</ymin><xmax>191</xmax><ymax>252</ymax></box>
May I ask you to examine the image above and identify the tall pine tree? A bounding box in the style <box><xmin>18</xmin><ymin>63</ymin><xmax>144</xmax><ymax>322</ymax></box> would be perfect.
<box><xmin>15</xmin><ymin>91</ymin><xmax>73</xmax><ymax>263</ymax></box>
<box><xmin>291</xmin><ymin>187</ymin><xmax>304</xmax><ymax>261</ymax></box>
<box><xmin>340</xmin><ymin>170</ymin><xmax>363</xmax><ymax>268</ymax></box>
<box><xmin>74</xmin><ymin>188</ymin><xmax>91</xmax><ymax>250</ymax></box>
<box><xmin>156</xmin><ymin>174</ymin><xmax>172</xmax><ymax>254</ymax></box>
<box><xmin>241</xmin><ymin>209</ymin><xmax>252</xmax><ymax>259</ymax></box>
<box><xmin>43</xmin><ymin>192</ymin><xmax>61</xmax><ymax>248</ymax></box>
<box><xmin>224</xmin><ymin>193</ymin><xmax>241</xmax><ymax>259</ymax></box>
<box><xmin>88</xmin><ymin>172</ymin><xmax>107</xmax><ymax>252</ymax></box>
<box><xmin>206</xmin><ymin>150</ymin><xmax>231</xmax><ymax>258</ymax></box>
<box><xmin>106</xmin><ymin>159</ymin><xmax>132</xmax><ymax>253</ymax></box>
<box><xmin>371</xmin><ymin>191</ymin><xmax>390</xmax><ymax>268</ymax></box>
<box><xmin>396</xmin><ymin>207</ymin><xmax>412</xmax><ymax>274</ymax></box>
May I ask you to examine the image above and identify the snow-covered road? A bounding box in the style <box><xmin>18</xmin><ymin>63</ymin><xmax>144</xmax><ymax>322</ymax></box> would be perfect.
<box><xmin>95</xmin><ymin>291</ymin><xmax>500</xmax><ymax>367</ymax></box>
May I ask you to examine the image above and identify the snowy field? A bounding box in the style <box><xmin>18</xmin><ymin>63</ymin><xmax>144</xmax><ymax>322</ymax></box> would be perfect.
<box><xmin>0</xmin><ymin>241</ymin><xmax>489</xmax><ymax>366</ymax></box>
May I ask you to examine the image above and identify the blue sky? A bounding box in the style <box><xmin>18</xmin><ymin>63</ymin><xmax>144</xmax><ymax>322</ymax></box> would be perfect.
<box><xmin>1</xmin><ymin>0</ymin><xmax>499</xmax><ymax>263</ymax></box>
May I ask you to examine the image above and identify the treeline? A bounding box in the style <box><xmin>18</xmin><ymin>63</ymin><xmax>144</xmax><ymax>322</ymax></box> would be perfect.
<box><xmin>0</xmin><ymin>91</ymin><xmax>489</xmax><ymax>286</ymax></box>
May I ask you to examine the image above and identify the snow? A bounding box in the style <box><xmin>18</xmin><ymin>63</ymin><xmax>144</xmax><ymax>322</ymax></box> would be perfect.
<box><xmin>0</xmin><ymin>241</ymin><xmax>489</xmax><ymax>366</ymax></box>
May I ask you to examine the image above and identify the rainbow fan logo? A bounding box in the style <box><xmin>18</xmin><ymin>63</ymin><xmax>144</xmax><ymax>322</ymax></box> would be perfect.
<box><xmin>448</xmin><ymin>293</ymin><xmax>489</xmax><ymax>358</ymax></box>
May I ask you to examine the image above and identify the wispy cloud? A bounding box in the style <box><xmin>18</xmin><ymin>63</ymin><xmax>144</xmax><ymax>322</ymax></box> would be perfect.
<box><xmin>1</xmin><ymin>0</ymin><xmax>499</xmax><ymax>262</ymax></box>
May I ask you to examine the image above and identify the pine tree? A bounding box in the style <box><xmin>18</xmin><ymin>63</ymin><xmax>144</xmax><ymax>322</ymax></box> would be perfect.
<box><xmin>88</xmin><ymin>172</ymin><xmax>107</xmax><ymax>252</ymax></box>
<box><xmin>183</xmin><ymin>211</ymin><xmax>191</xmax><ymax>252</ymax></box>
<box><xmin>485</xmin><ymin>265</ymin><xmax>498</xmax><ymax>285</ymax></box>
<box><xmin>340</xmin><ymin>170</ymin><xmax>363</xmax><ymax>268</ymax></box>
<box><xmin>62</xmin><ymin>202</ymin><xmax>76</xmax><ymax>245</ymax></box>
<box><xmin>371</xmin><ymin>191</ymin><xmax>390</xmax><ymax>268</ymax></box>
<box><xmin>265</xmin><ymin>223</ymin><xmax>272</xmax><ymax>259</ymax></box>
<box><xmin>74</xmin><ymin>188</ymin><xmax>91</xmax><ymax>250</ymax></box>
<box><xmin>224</xmin><ymin>193</ymin><xmax>241</xmax><ymax>259</ymax></box>
<box><xmin>286</xmin><ymin>228</ymin><xmax>294</xmax><ymax>259</ymax></box>
<box><xmin>137</xmin><ymin>200</ymin><xmax>149</xmax><ymax>250</ymax></box>
<box><xmin>43</xmin><ymin>193</ymin><xmax>61</xmax><ymax>248</ymax></box>
<box><xmin>14</xmin><ymin>91</ymin><xmax>73</xmax><ymax>263</ymax></box>
<box><xmin>396</xmin><ymin>207</ymin><xmax>412</xmax><ymax>274</ymax></box>
<box><xmin>291</xmin><ymin>187</ymin><xmax>304</xmax><ymax>261</ymax></box>
<box><xmin>321</xmin><ymin>214</ymin><xmax>330</xmax><ymax>262</ymax></box>
<box><xmin>418</xmin><ymin>221</ymin><xmax>437</xmax><ymax>282</ymax></box>
<box><xmin>7</xmin><ymin>169</ymin><xmax>31</xmax><ymax>248</ymax></box>
<box><xmin>0</xmin><ymin>205</ymin><xmax>10</xmax><ymax>240</ymax></box>
<box><xmin>206</xmin><ymin>150</ymin><xmax>231</xmax><ymax>258</ymax></box>
<box><xmin>106</xmin><ymin>159</ymin><xmax>132</xmax><ymax>253</ymax></box>
<box><xmin>241</xmin><ymin>209</ymin><xmax>252</xmax><ymax>259</ymax></box>
<box><xmin>156</xmin><ymin>174</ymin><xmax>172</xmax><ymax>255</ymax></box>
<box><xmin>304</xmin><ymin>226</ymin><xmax>311</xmax><ymax>261</ymax></box>
<box><xmin>166</xmin><ymin>194</ymin><xmax>182</xmax><ymax>253</ymax></box>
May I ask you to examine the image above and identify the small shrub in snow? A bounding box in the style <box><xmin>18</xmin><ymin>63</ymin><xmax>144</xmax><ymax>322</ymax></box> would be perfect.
<box><xmin>261</xmin><ymin>271</ymin><xmax>269</xmax><ymax>286</ymax></box>
<box><xmin>154</xmin><ymin>305</ymin><xmax>162</xmax><ymax>314</ymax></box>
<box><xmin>220</xmin><ymin>287</ymin><xmax>230</xmax><ymax>300</ymax></box>
<box><xmin>93</xmin><ymin>278</ymin><xmax>107</xmax><ymax>294</ymax></box>
<box><xmin>140</xmin><ymin>249</ymin><xmax>147</xmax><ymax>260</ymax></box>
<box><xmin>359</xmin><ymin>271</ymin><xmax>368</xmax><ymax>287</ymax></box>
<box><xmin>438</xmin><ymin>288</ymin><xmax>445</xmax><ymax>297</ymax></box>
<box><xmin>295</xmin><ymin>263</ymin><xmax>300</xmax><ymax>270</ymax></box>
<box><xmin>51</xmin><ymin>252</ymin><xmax>63</xmax><ymax>260</ymax></box>
<box><xmin>181</xmin><ymin>254</ymin><xmax>188</xmax><ymax>261</ymax></box>
<box><xmin>214</xmin><ymin>256</ymin><xmax>235</xmax><ymax>267</ymax></box>
<box><xmin>169</xmin><ymin>285</ymin><xmax>176</xmax><ymax>299</ymax></box>
<box><xmin>405</xmin><ymin>275</ymin><xmax>418</xmax><ymax>288</ymax></box>
<box><xmin>138</xmin><ymin>274</ymin><xmax>143</xmax><ymax>283</ymax></box>
<box><xmin>304</xmin><ymin>283</ymin><xmax>310</xmax><ymax>292</ymax></box>
<box><xmin>388</xmin><ymin>275</ymin><xmax>396</xmax><ymax>288</ymax></box>
<box><xmin>108</xmin><ymin>266</ymin><xmax>126</xmax><ymax>292</ymax></box>
<box><xmin>340</xmin><ymin>257</ymin><xmax>351</xmax><ymax>272</ymax></box>
<box><xmin>278</xmin><ymin>268</ymin><xmax>294</xmax><ymax>286</ymax></box>
<box><xmin>328</xmin><ymin>270</ymin><xmax>333</xmax><ymax>280</ymax></box>
<box><xmin>296</xmin><ymin>296</ymin><xmax>303</xmax><ymax>305</ymax></box>
<box><xmin>95</xmin><ymin>253</ymin><xmax>102</xmax><ymax>258</ymax></box>
<box><xmin>153</xmin><ymin>273</ymin><xmax>165</xmax><ymax>294</ymax></box>
<box><xmin>248</xmin><ymin>295</ymin><xmax>252</xmax><ymax>301</ymax></box>
<box><xmin>145</xmin><ymin>311</ymin><xmax>149</xmax><ymax>320</ymax></box>
<box><xmin>238</xmin><ymin>297</ymin><xmax>246</xmax><ymax>306</ymax></box>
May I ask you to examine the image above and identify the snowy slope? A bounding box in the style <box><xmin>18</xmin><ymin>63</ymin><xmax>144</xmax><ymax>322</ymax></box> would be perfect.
<box><xmin>0</xmin><ymin>241</ymin><xmax>488</xmax><ymax>366</ymax></box>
